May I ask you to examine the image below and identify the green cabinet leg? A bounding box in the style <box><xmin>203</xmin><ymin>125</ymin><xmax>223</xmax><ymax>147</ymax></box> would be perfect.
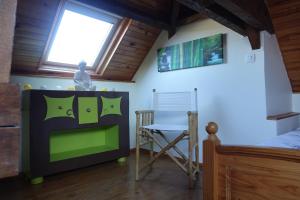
<box><xmin>31</xmin><ymin>177</ymin><xmax>44</xmax><ymax>185</ymax></box>
<box><xmin>117</xmin><ymin>157</ymin><xmax>127</xmax><ymax>164</ymax></box>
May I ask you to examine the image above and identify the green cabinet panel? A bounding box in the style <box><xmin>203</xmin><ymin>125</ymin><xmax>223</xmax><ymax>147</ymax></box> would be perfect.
<box><xmin>44</xmin><ymin>96</ymin><xmax>74</xmax><ymax>120</ymax></box>
<box><xmin>101</xmin><ymin>96</ymin><xmax>122</xmax><ymax>117</ymax></box>
<box><xmin>78</xmin><ymin>97</ymin><xmax>98</xmax><ymax>124</ymax></box>
<box><xmin>50</xmin><ymin>125</ymin><xmax>119</xmax><ymax>162</ymax></box>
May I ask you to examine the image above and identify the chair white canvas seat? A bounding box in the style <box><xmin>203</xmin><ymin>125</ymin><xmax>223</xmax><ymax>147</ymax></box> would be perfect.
<box><xmin>135</xmin><ymin>88</ymin><xmax>200</xmax><ymax>188</ymax></box>
<box><xmin>142</xmin><ymin>124</ymin><xmax>188</xmax><ymax>131</ymax></box>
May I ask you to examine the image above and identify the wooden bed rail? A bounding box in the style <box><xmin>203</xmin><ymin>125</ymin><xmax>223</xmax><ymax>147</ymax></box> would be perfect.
<box><xmin>203</xmin><ymin>122</ymin><xmax>300</xmax><ymax>200</ymax></box>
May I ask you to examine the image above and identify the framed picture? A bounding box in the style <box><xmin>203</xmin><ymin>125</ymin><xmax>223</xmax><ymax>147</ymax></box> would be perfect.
<box><xmin>157</xmin><ymin>34</ymin><xmax>225</xmax><ymax>72</ymax></box>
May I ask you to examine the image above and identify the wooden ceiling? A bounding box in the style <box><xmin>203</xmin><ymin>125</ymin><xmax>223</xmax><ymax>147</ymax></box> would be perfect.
<box><xmin>267</xmin><ymin>0</ymin><xmax>300</xmax><ymax>93</ymax></box>
<box><xmin>11</xmin><ymin>0</ymin><xmax>276</xmax><ymax>82</ymax></box>
<box><xmin>12</xmin><ymin>0</ymin><xmax>164</xmax><ymax>82</ymax></box>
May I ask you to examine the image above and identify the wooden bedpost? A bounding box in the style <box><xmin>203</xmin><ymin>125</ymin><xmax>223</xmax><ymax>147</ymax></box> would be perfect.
<box><xmin>203</xmin><ymin>122</ymin><xmax>220</xmax><ymax>200</ymax></box>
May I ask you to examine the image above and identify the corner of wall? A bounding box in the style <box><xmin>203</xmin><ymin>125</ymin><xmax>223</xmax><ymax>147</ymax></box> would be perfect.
<box><xmin>263</xmin><ymin>32</ymin><xmax>292</xmax><ymax>116</ymax></box>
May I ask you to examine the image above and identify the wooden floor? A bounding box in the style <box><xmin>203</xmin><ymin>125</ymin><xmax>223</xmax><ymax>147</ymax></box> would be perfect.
<box><xmin>0</xmin><ymin>152</ymin><xmax>202</xmax><ymax>200</ymax></box>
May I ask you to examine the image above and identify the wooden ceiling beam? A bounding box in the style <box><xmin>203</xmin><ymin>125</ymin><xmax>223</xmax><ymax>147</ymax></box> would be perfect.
<box><xmin>76</xmin><ymin>0</ymin><xmax>172</xmax><ymax>31</ymax></box>
<box><xmin>177</xmin><ymin>13</ymin><xmax>207</xmax><ymax>26</ymax></box>
<box><xmin>176</xmin><ymin>0</ymin><xmax>247</xmax><ymax>36</ymax></box>
<box><xmin>213</xmin><ymin>0</ymin><xmax>274</xmax><ymax>33</ymax></box>
<box><xmin>246</xmin><ymin>25</ymin><xmax>261</xmax><ymax>49</ymax></box>
<box><xmin>176</xmin><ymin>0</ymin><xmax>264</xmax><ymax>49</ymax></box>
<box><xmin>169</xmin><ymin>0</ymin><xmax>181</xmax><ymax>38</ymax></box>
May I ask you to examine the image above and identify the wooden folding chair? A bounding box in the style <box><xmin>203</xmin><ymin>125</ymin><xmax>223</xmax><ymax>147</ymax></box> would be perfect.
<box><xmin>135</xmin><ymin>89</ymin><xmax>199</xmax><ymax>188</ymax></box>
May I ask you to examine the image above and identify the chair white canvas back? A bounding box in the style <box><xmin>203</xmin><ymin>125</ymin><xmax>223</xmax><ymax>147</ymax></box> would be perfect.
<box><xmin>152</xmin><ymin>89</ymin><xmax>197</xmax><ymax>125</ymax></box>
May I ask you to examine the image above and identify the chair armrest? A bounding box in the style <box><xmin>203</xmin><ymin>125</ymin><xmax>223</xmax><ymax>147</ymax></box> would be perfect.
<box><xmin>135</xmin><ymin>110</ymin><xmax>154</xmax><ymax>115</ymax></box>
<box><xmin>187</xmin><ymin>111</ymin><xmax>198</xmax><ymax>116</ymax></box>
<box><xmin>136</xmin><ymin>110</ymin><xmax>154</xmax><ymax>127</ymax></box>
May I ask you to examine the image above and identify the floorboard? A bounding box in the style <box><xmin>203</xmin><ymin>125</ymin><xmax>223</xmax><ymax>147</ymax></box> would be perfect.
<box><xmin>0</xmin><ymin>152</ymin><xmax>202</xmax><ymax>200</ymax></box>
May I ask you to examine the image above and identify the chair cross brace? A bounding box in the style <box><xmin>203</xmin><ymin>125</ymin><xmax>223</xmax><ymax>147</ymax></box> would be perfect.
<box><xmin>138</xmin><ymin>129</ymin><xmax>189</xmax><ymax>174</ymax></box>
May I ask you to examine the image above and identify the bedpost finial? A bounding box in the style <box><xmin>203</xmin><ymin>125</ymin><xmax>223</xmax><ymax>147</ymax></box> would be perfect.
<box><xmin>206</xmin><ymin>122</ymin><xmax>218</xmax><ymax>135</ymax></box>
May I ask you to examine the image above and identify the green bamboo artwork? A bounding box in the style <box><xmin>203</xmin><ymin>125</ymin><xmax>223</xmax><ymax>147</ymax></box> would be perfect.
<box><xmin>192</xmin><ymin>39</ymin><xmax>204</xmax><ymax>67</ymax></box>
<box><xmin>183</xmin><ymin>41</ymin><xmax>193</xmax><ymax>68</ymax></box>
<box><xmin>157</xmin><ymin>34</ymin><xmax>224</xmax><ymax>72</ymax></box>
<box><xmin>171</xmin><ymin>44</ymin><xmax>180</xmax><ymax>70</ymax></box>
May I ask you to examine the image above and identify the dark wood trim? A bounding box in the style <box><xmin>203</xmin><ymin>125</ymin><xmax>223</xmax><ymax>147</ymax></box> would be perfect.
<box><xmin>176</xmin><ymin>0</ymin><xmax>247</xmax><ymax>36</ymax></box>
<box><xmin>246</xmin><ymin>25</ymin><xmax>261</xmax><ymax>49</ymax></box>
<box><xmin>177</xmin><ymin>13</ymin><xmax>207</xmax><ymax>26</ymax></box>
<box><xmin>267</xmin><ymin>112</ymin><xmax>300</xmax><ymax>120</ymax></box>
<box><xmin>214</xmin><ymin>0</ymin><xmax>274</xmax><ymax>33</ymax></box>
<box><xmin>168</xmin><ymin>0</ymin><xmax>180</xmax><ymax>38</ymax></box>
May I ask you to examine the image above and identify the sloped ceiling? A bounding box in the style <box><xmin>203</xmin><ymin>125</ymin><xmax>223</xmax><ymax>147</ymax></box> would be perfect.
<box><xmin>12</xmin><ymin>0</ymin><xmax>276</xmax><ymax>82</ymax></box>
<box><xmin>267</xmin><ymin>0</ymin><xmax>300</xmax><ymax>92</ymax></box>
<box><xmin>12</xmin><ymin>0</ymin><xmax>163</xmax><ymax>82</ymax></box>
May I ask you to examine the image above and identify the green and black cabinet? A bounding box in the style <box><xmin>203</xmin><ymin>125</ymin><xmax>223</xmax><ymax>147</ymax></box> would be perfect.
<box><xmin>22</xmin><ymin>90</ymin><xmax>129</xmax><ymax>182</ymax></box>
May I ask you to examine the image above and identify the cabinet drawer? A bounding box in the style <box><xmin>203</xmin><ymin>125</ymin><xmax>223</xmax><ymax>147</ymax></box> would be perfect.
<box><xmin>44</xmin><ymin>96</ymin><xmax>75</xmax><ymax>120</ymax></box>
<box><xmin>78</xmin><ymin>97</ymin><xmax>98</xmax><ymax>124</ymax></box>
<box><xmin>0</xmin><ymin>127</ymin><xmax>19</xmax><ymax>179</ymax></box>
<box><xmin>0</xmin><ymin>84</ymin><xmax>20</xmax><ymax>126</ymax></box>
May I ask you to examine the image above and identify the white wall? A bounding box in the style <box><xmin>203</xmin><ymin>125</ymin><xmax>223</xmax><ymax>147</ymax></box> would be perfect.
<box><xmin>263</xmin><ymin>33</ymin><xmax>298</xmax><ymax>133</ymax></box>
<box><xmin>292</xmin><ymin>94</ymin><xmax>300</xmax><ymax>125</ymax></box>
<box><xmin>293</xmin><ymin>94</ymin><xmax>300</xmax><ymax>111</ymax></box>
<box><xmin>10</xmin><ymin>75</ymin><xmax>137</xmax><ymax>148</ymax></box>
<box><xmin>133</xmin><ymin>19</ymin><xmax>277</xmax><ymax>161</ymax></box>
<box><xmin>263</xmin><ymin>33</ymin><xmax>292</xmax><ymax>116</ymax></box>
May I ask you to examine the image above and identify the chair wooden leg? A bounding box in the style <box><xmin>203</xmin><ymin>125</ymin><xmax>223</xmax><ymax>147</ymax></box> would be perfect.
<box><xmin>195</xmin><ymin>143</ymin><xmax>200</xmax><ymax>174</ymax></box>
<box><xmin>135</xmin><ymin>129</ymin><xmax>140</xmax><ymax>181</ymax></box>
<box><xmin>188</xmin><ymin>135</ymin><xmax>194</xmax><ymax>188</ymax></box>
<box><xmin>149</xmin><ymin>131</ymin><xmax>154</xmax><ymax>159</ymax></box>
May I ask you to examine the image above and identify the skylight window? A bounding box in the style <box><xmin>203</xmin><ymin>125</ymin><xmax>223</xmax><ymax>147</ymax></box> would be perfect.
<box><xmin>43</xmin><ymin>1</ymin><xmax>120</xmax><ymax>69</ymax></box>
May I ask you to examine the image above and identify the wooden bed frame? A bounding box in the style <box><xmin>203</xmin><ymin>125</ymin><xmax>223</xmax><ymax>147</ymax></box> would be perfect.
<box><xmin>203</xmin><ymin>122</ymin><xmax>300</xmax><ymax>200</ymax></box>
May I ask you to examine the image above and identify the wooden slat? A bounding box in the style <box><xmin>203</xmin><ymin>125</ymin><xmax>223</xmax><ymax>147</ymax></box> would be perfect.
<box><xmin>0</xmin><ymin>83</ymin><xmax>21</xmax><ymax>126</ymax></box>
<box><xmin>0</xmin><ymin>127</ymin><xmax>20</xmax><ymax>179</ymax></box>
<box><xmin>0</xmin><ymin>0</ymin><xmax>17</xmax><ymax>83</ymax></box>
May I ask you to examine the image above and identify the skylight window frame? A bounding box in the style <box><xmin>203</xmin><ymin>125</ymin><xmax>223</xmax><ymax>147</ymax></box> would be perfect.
<box><xmin>40</xmin><ymin>0</ymin><xmax>122</xmax><ymax>72</ymax></box>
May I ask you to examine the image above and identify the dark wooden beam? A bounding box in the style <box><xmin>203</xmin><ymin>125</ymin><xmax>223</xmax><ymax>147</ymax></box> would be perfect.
<box><xmin>176</xmin><ymin>0</ymin><xmax>263</xmax><ymax>49</ymax></box>
<box><xmin>169</xmin><ymin>0</ymin><xmax>181</xmax><ymax>38</ymax></box>
<box><xmin>176</xmin><ymin>0</ymin><xmax>247</xmax><ymax>36</ymax></box>
<box><xmin>76</xmin><ymin>0</ymin><xmax>171</xmax><ymax>31</ymax></box>
<box><xmin>177</xmin><ymin>13</ymin><xmax>207</xmax><ymax>26</ymax></box>
<box><xmin>246</xmin><ymin>25</ymin><xmax>261</xmax><ymax>49</ymax></box>
<box><xmin>213</xmin><ymin>0</ymin><xmax>274</xmax><ymax>33</ymax></box>
<box><xmin>199</xmin><ymin>0</ymin><xmax>215</xmax><ymax>6</ymax></box>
